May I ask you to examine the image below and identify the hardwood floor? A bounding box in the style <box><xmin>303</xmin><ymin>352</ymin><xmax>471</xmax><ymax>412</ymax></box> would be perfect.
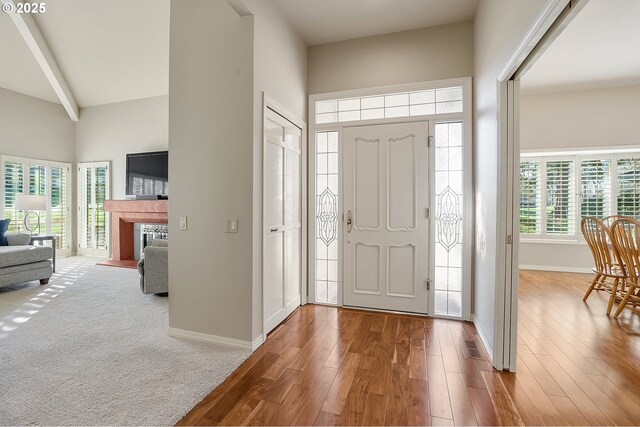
<box><xmin>178</xmin><ymin>270</ymin><xmax>640</xmax><ymax>426</ymax></box>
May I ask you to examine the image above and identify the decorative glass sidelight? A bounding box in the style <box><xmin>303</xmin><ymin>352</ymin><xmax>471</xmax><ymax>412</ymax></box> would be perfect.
<box><xmin>315</xmin><ymin>131</ymin><xmax>339</xmax><ymax>304</ymax></box>
<box><xmin>434</xmin><ymin>122</ymin><xmax>464</xmax><ymax>317</ymax></box>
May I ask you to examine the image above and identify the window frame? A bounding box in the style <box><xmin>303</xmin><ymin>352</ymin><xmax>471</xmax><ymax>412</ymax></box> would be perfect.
<box><xmin>520</xmin><ymin>148</ymin><xmax>640</xmax><ymax>244</ymax></box>
<box><xmin>1</xmin><ymin>155</ymin><xmax>73</xmax><ymax>256</ymax></box>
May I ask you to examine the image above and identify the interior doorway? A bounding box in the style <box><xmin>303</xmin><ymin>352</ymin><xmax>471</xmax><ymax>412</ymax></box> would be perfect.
<box><xmin>495</xmin><ymin>0</ymin><xmax>640</xmax><ymax>372</ymax></box>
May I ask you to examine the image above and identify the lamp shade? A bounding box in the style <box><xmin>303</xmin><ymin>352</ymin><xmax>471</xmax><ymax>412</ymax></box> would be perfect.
<box><xmin>15</xmin><ymin>194</ymin><xmax>47</xmax><ymax>211</ymax></box>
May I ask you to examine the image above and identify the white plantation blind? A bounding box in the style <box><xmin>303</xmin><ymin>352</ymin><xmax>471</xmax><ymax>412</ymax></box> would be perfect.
<box><xmin>519</xmin><ymin>161</ymin><xmax>542</xmax><ymax>234</ymax></box>
<box><xmin>520</xmin><ymin>151</ymin><xmax>640</xmax><ymax>241</ymax></box>
<box><xmin>546</xmin><ymin>160</ymin><xmax>575</xmax><ymax>235</ymax></box>
<box><xmin>50</xmin><ymin>166</ymin><xmax>69</xmax><ymax>249</ymax></box>
<box><xmin>77</xmin><ymin>162</ymin><xmax>110</xmax><ymax>256</ymax></box>
<box><xmin>580</xmin><ymin>159</ymin><xmax>611</xmax><ymax>219</ymax></box>
<box><xmin>616</xmin><ymin>158</ymin><xmax>640</xmax><ymax>217</ymax></box>
<box><xmin>3</xmin><ymin>160</ymin><xmax>24</xmax><ymax>233</ymax></box>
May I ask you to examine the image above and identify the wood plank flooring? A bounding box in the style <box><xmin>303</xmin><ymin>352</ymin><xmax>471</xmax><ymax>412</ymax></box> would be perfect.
<box><xmin>178</xmin><ymin>270</ymin><xmax>640</xmax><ymax>426</ymax></box>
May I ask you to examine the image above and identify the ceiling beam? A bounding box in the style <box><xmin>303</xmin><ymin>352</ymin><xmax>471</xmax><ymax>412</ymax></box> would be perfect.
<box><xmin>2</xmin><ymin>0</ymin><xmax>79</xmax><ymax>121</ymax></box>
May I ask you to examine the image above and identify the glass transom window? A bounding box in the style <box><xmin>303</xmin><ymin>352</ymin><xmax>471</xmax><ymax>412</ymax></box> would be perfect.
<box><xmin>315</xmin><ymin>86</ymin><xmax>463</xmax><ymax>124</ymax></box>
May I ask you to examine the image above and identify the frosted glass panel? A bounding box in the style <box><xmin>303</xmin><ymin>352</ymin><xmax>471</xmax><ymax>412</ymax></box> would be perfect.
<box><xmin>434</xmin><ymin>122</ymin><xmax>464</xmax><ymax>317</ymax></box>
<box><xmin>315</xmin><ymin>131</ymin><xmax>339</xmax><ymax>304</ymax></box>
<box><xmin>315</xmin><ymin>85</ymin><xmax>464</xmax><ymax>124</ymax></box>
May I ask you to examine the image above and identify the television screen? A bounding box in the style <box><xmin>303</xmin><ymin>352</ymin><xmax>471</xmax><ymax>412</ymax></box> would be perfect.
<box><xmin>126</xmin><ymin>151</ymin><xmax>168</xmax><ymax>196</ymax></box>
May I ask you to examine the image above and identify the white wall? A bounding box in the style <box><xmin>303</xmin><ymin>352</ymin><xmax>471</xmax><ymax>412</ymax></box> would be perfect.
<box><xmin>0</xmin><ymin>87</ymin><xmax>75</xmax><ymax>162</ymax></box>
<box><xmin>168</xmin><ymin>0</ymin><xmax>255</xmax><ymax>342</ymax></box>
<box><xmin>519</xmin><ymin>85</ymin><xmax>640</xmax><ymax>271</ymax></box>
<box><xmin>473</xmin><ymin>0</ymin><xmax>552</xmax><ymax>358</ymax></box>
<box><xmin>307</xmin><ymin>22</ymin><xmax>474</xmax><ymax>95</ymax></box>
<box><xmin>521</xmin><ymin>85</ymin><xmax>640</xmax><ymax>150</ymax></box>
<box><xmin>75</xmin><ymin>96</ymin><xmax>169</xmax><ymax>200</ymax></box>
<box><xmin>246</xmin><ymin>0</ymin><xmax>307</xmax><ymax>341</ymax></box>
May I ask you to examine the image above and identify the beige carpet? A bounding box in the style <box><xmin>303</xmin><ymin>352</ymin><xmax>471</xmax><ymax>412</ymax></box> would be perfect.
<box><xmin>0</xmin><ymin>257</ymin><xmax>248</xmax><ymax>425</ymax></box>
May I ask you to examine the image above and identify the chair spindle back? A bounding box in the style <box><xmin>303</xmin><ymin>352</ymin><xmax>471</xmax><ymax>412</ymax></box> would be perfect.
<box><xmin>582</xmin><ymin>217</ymin><xmax>624</xmax><ymax>276</ymax></box>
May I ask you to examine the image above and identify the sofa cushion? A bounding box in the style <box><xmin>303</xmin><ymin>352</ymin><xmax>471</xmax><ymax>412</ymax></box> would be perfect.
<box><xmin>0</xmin><ymin>260</ymin><xmax>51</xmax><ymax>276</ymax></box>
<box><xmin>0</xmin><ymin>245</ymin><xmax>53</xmax><ymax>268</ymax></box>
<box><xmin>0</xmin><ymin>219</ymin><xmax>10</xmax><ymax>246</ymax></box>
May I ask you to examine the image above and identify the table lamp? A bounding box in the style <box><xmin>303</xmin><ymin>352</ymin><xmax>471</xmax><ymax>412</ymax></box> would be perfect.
<box><xmin>15</xmin><ymin>194</ymin><xmax>47</xmax><ymax>235</ymax></box>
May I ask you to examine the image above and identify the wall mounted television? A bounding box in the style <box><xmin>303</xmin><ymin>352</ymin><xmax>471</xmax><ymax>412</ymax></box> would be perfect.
<box><xmin>126</xmin><ymin>151</ymin><xmax>168</xmax><ymax>198</ymax></box>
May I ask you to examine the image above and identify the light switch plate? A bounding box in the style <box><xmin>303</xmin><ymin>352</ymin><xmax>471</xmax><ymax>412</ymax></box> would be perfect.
<box><xmin>225</xmin><ymin>218</ymin><xmax>238</xmax><ymax>233</ymax></box>
<box><xmin>179</xmin><ymin>217</ymin><xmax>188</xmax><ymax>230</ymax></box>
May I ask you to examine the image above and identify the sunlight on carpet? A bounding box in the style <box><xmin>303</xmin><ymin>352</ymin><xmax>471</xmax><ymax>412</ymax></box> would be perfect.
<box><xmin>0</xmin><ymin>257</ymin><xmax>249</xmax><ymax>425</ymax></box>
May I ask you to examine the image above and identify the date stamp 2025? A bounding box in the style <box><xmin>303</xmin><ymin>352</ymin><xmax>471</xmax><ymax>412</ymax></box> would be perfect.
<box><xmin>2</xmin><ymin>2</ymin><xmax>46</xmax><ymax>14</ymax></box>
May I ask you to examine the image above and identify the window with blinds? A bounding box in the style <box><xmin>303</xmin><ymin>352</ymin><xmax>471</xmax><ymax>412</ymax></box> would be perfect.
<box><xmin>616</xmin><ymin>158</ymin><xmax>640</xmax><ymax>217</ymax></box>
<box><xmin>580</xmin><ymin>159</ymin><xmax>611</xmax><ymax>218</ymax></box>
<box><xmin>29</xmin><ymin>164</ymin><xmax>47</xmax><ymax>233</ymax></box>
<box><xmin>3</xmin><ymin>161</ymin><xmax>24</xmax><ymax>233</ymax></box>
<box><xmin>520</xmin><ymin>152</ymin><xmax>640</xmax><ymax>241</ymax></box>
<box><xmin>77</xmin><ymin>162</ymin><xmax>110</xmax><ymax>256</ymax></box>
<box><xmin>519</xmin><ymin>161</ymin><xmax>541</xmax><ymax>234</ymax></box>
<box><xmin>1</xmin><ymin>156</ymin><xmax>71</xmax><ymax>253</ymax></box>
<box><xmin>50</xmin><ymin>166</ymin><xmax>68</xmax><ymax>250</ymax></box>
<box><xmin>546</xmin><ymin>160</ymin><xmax>575</xmax><ymax>235</ymax></box>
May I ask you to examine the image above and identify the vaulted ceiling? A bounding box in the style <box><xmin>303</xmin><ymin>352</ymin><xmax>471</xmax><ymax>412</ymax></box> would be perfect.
<box><xmin>0</xmin><ymin>0</ymin><xmax>169</xmax><ymax>109</ymax></box>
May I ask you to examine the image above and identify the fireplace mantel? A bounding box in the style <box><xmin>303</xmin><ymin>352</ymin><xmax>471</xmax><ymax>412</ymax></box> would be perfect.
<box><xmin>99</xmin><ymin>200</ymin><xmax>168</xmax><ymax>268</ymax></box>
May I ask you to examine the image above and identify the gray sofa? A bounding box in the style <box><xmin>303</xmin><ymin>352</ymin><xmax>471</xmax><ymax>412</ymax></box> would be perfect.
<box><xmin>137</xmin><ymin>239</ymin><xmax>168</xmax><ymax>295</ymax></box>
<box><xmin>0</xmin><ymin>233</ymin><xmax>53</xmax><ymax>289</ymax></box>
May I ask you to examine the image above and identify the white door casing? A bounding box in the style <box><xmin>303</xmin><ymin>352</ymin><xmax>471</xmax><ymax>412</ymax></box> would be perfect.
<box><xmin>343</xmin><ymin>122</ymin><xmax>430</xmax><ymax>314</ymax></box>
<box><xmin>263</xmin><ymin>108</ymin><xmax>302</xmax><ymax>334</ymax></box>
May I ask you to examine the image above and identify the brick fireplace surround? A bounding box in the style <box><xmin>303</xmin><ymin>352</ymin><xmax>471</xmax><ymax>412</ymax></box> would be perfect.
<box><xmin>99</xmin><ymin>200</ymin><xmax>168</xmax><ymax>268</ymax></box>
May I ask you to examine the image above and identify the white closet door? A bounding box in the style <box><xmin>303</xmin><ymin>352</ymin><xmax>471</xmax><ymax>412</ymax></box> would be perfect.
<box><xmin>264</xmin><ymin>109</ymin><xmax>302</xmax><ymax>334</ymax></box>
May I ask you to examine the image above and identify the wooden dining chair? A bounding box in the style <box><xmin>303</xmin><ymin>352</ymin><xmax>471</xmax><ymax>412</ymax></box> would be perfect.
<box><xmin>610</xmin><ymin>218</ymin><xmax>640</xmax><ymax>318</ymax></box>
<box><xmin>602</xmin><ymin>214</ymin><xmax>634</xmax><ymax>230</ymax></box>
<box><xmin>581</xmin><ymin>217</ymin><xmax>627</xmax><ymax>314</ymax></box>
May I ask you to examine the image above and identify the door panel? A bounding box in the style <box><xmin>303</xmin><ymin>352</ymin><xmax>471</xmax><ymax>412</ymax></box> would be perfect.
<box><xmin>285</xmin><ymin>150</ymin><xmax>300</xmax><ymax>224</ymax></box>
<box><xmin>354</xmin><ymin>243</ymin><xmax>381</xmax><ymax>294</ymax></box>
<box><xmin>388</xmin><ymin>244</ymin><xmax>416</xmax><ymax>297</ymax></box>
<box><xmin>264</xmin><ymin>232</ymin><xmax>284</xmax><ymax>326</ymax></box>
<box><xmin>264</xmin><ymin>144</ymin><xmax>284</xmax><ymax>227</ymax></box>
<box><xmin>285</xmin><ymin>228</ymin><xmax>301</xmax><ymax>303</ymax></box>
<box><xmin>388</xmin><ymin>136</ymin><xmax>416</xmax><ymax>231</ymax></box>
<box><xmin>344</xmin><ymin>122</ymin><xmax>429</xmax><ymax>314</ymax></box>
<box><xmin>354</xmin><ymin>138</ymin><xmax>381</xmax><ymax>230</ymax></box>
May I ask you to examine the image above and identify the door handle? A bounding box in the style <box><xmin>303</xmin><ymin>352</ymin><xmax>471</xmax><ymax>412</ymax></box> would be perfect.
<box><xmin>346</xmin><ymin>210</ymin><xmax>353</xmax><ymax>233</ymax></box>
<box><xmin>270</xmin><ymin>227</ymin><xmax>279</xmax><ymax>232</ymax></box>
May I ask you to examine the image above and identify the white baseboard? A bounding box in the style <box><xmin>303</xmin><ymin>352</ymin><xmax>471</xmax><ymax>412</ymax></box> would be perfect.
<box><xmin>251</xmin><ymin>335</ymin><xmax>264</xmax><ymax>351</ymax></box>
<box><xmin>472</xmin><ymin>314</ymin><xmax>494</xmax><ymax>365</ymax></box>
<box><xmin>168</xmin><ymin>327</ymin><xmax>253</xmax><ymax>350</ymax></box>
<box><xmin>519</xmin><ymin>264</ymin><xmax>593</xmax><ymax>274</ymax></box>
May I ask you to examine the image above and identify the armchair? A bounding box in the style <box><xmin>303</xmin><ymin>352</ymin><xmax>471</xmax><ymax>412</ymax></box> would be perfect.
<box><xmin>137</xmin><ymin>239</ymin><xmax>168</xmax><ymax>296</ymax></box>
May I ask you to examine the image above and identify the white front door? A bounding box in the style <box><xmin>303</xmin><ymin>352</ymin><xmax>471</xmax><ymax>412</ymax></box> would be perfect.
<box><xmin>343</xmin><ymin>122</ymin><xmax>430</xmax><ymax>314</ymax></box>
<box><xmin>263</xmin><ymin>108</ymin><xmax>302</xmax><ymax>333</ymax></box>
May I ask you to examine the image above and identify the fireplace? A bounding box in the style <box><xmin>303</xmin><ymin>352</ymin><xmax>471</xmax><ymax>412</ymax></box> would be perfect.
<box><xmin>134</xmin><ymin>223</ymin><xmax>169</xmax><ymax>260</ymax></box>
<box><xmin>100</xmin><ymin>200</ymin><xmax>168</xmax><ymax>268</ymax></box>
